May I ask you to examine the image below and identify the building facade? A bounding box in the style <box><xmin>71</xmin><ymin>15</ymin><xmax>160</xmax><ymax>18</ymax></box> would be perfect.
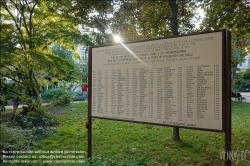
<box><xmin>238</xmin><ymin>53</ymin><xmax>250</xmax><ymax>71</ymax></box>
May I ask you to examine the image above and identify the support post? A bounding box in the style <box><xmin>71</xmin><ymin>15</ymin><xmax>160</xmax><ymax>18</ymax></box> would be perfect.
<box><xmin>224</xmin><ymin>30</ymin><xmax>231</xmax><ymax>166</ymax></box>
<box><xmin>86</xmin><ymin>118</ymin><xmax>92</xmax><ymax>158</ymax></box>
<box><xmin>87</xmin><ymin>47</ymin><xmax>92</xmax><ymax>158</ymax></box>
<box><xmin>225</xmin><ymin>116</ymin><xmax>231</xmax><ymax>166</ymax></box>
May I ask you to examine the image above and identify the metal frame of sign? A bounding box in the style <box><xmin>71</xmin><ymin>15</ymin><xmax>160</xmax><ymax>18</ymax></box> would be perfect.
<box><xmin>86</xmin><ymin>30</ymin><xmax>231</xmax><ymax>165</ymax></box>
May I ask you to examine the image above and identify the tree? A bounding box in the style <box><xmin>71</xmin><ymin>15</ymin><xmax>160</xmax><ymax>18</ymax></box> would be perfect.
<box><xmin>243</xmin><ymin>68</ymin><xmax>250</xmax><ymax>89</ymax></box>
<box><xmin>75</xmin><ymin>57</ymin><xmax>88</xmax><ymax>83</ymax></box>
<box><xmin>200</xmin><ymin>0</ymin><xmax>250</xmax><ymax>81</ymax></box>
<box><xmin>234</xmin><ymin>71</ymin><xmax>245</xmax><ymax>91</ymax></box>
<box><xmin>0</xmin><ymin>0</ymin><xmax>91</xmax><ymax>116</ymax></box>
<box><xmin>107</xmin><ymin>0</ymin><xmax>197</xmax><ymax>42</ymax></box>
<box><xmin>231</xmin><ymin>39</ymin><xmax>249</xmax><ymax>81</ymax></box>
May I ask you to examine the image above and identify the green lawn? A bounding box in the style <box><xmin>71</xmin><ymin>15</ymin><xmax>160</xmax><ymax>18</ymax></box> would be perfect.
<box><xmin>2</xmin><ymin>102</ymin><xmax>250</xmax><ymax>165</ymax></box>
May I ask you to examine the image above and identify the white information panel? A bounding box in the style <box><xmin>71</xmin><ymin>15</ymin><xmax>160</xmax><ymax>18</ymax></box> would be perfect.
<box><xmin>91</xmin><ymin>31</ymin><xmax>224</xmax><ymax>131</ymax></box>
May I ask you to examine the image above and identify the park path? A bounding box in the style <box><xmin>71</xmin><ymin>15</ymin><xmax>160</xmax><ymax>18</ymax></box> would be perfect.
<box><xmin>4</xmin><ymin>101</ymin><xmax>87</xmax><ymax>110</ymax></box>
<box><xmin>238</xmin><ymin>92</ymin><xmax>250</xmax><ymax>103</ymax></box>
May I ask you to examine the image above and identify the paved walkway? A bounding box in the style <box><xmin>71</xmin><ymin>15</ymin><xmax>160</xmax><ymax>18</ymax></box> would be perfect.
<box><xmin>4</xmin><ymin>103</ymin><xmax>49</xmax><ymax>110</ymax></box>
<box><xmin>237</xmin><ymin>92</ymin><xmax>250</xmax><ymax>103</ymax></box>
<box><xmin>4</xmin><ymin>101</ymin><xmax>86</xmax><ymax>110</ymax></box>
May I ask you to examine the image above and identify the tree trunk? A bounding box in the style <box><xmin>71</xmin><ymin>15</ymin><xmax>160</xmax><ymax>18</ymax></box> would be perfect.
<box><xmin>12</xmin><ymin>99</ymin><xmax>19</xmax><ymax>121</ymax></box>
<box><xmin>32</xmin><ymin>87</ymin><xmax>42</xmax><ymax>102</ymax></box>
<box><xmin>169</xmin><ymin>0</ymin><xmax>179</xmax><ymax>36</ymax></box>
<box><xmin>29</xmin><ymin>68</ymin><xmax>42</xmax><ymax>102</ymax></box>
<box><xmin>173</xmin><ymin>127</ymin><xmax>180</xmax><ymax>141</ymax></box>
<box><xmin>21</xmin><ymin>69</ymin><xmax>43</xmax><ymax>116</ymax></box>
<box><xmin>231</xmin><ymin>66</ymin><xmax>237</xmax><ymax>82</ymax></box>
<box><xmin>169</xmin><ymin>0</ymin><xmax>180</xmax><ymax>141</ymax></box>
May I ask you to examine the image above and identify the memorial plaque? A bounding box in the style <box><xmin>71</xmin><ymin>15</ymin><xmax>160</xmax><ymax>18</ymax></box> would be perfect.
<box><xmin>89</xmin><ymin>30</ymin><xmax>229</xmax><ymax>131</ymax></box>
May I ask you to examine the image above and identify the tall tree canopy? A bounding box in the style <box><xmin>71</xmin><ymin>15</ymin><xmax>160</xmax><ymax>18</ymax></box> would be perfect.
<box><xmin>87</xmin><ymin>0</ymin><xmax>197</xmax><ymax>43</ymax></box>
<box><xmin>200</xmin><ymin>0</ymin><xmax>250</xmax><ymax>80</ymax></box>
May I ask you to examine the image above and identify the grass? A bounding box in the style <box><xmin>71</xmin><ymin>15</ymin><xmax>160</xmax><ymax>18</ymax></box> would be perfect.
<box><xmin>2</xmin><ymin>101</ymin><xmax>250</xmax><ymax>165</ymax></box>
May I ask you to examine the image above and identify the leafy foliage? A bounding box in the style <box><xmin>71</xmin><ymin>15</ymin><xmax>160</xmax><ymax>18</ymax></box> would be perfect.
<box><xmin>0</xmin><ymin>116</ymin><xmax>57</xmax><ymax>163</ymax></box>
<box><xmin>0</xmin><ymin>0</ymin><xmax>92</xmax><ymax>114</ymax></box>
<box><xmin>0</xmin><ymin>123</ymin><xmax>33</xmax><ymax>162</ymax></box>
<box><xmin>200</xmin><ymin>1</ymin><xmax>250</xmax><ymax>36</ymax></box>
<box><xmin>243</xmin><ymin>68</ymin><xmax>250</xmax><ymax>80</ymax></box>
<box><xmin>0</xmin><ymin>94</ymin><xmax>7</xmax><ymax>112</ymax></box>
<box><xmin>52</xmin><ymin>45</ymin><xmax>75</xmax><ymax>63</ymax></box>
<box><xmin>75</xmin><ymin>58</ymin><xmax>88</xmax><ymax>82</ymax></box>
<box><xmin>233</xmin><ymin>68</ymin><xmax>250</xmax><ymax>91</ymax></box>
<box><xmin>42</xmin><ymin>87</ymin><xmax>75</xmax><ymax>106</ymax></box>
<box><xmin>15</xmin><ymin>114</ymin><xmax>58</xmax><ymax>142</ymax></box>
<box><xmin>200</xmin><ymin>1</ymin><xmax>250</xmax><ymax>84</ymax></box>
<box><xmin>234</xmin><ymin>71</ymin><xmax>245</xmax><ymax>91</ymax></box>
<box><xmin>21</xmin><ymin>101</ymin><xmax>48</xmax><ymax>117</ymax></box>
<box><xmin>97</xmin><ymin>0</ymin><xmax>197</xmax><ymax>42</ymax></box>
<box><xmin>242</xmin><ymin>68</ymin><xmax>250</xmax><ymax>89</ymax></box>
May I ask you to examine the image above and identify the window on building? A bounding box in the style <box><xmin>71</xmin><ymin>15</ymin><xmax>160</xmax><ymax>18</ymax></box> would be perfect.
<box><xmin>248</xmin><ymin>59</ymin><xmax>250</xmax><ymax>67</ymax></box>
<box><xmin>82</xmin><ymin>52</ymin><xmax>88</xmax><ymax>60</ymax></box>
<box><xmin>82</xmin><ymin>52</ymin><xmax>85</xmax><ymax>59</ymax></box>
<box><xmin>67</xmin><ymin>51</ymin><xmax>72</xmax><ymax>58</ymax></box>
<box><xmin>239</xmin><ymin>62</ymin><xmax>242</xmax><ymax>66</ymax></box>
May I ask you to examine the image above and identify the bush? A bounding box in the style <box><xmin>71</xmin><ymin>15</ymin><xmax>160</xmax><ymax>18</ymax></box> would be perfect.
<box><xmin>234</xmin><ymin>69</ymin><xmax>250</xmax><ymax>91</ymax></box>
<box><xmin>0</xmin><ymin>94</ymin><xmax>7</xmax><ymax>112</ymax></box>
<box><xmin>243</xmin><ymin>68</ymin><xmax>250</xmax><ymax>80</ymax></box>
<box><xmin>243</xmin><ymin>68</ymin><xmax>250</xmax><ymax>90</ymax></box>
<box><xmin>0</xmin><ymin>123</ymin><xmax>33</xmax><ymax>163</ymax></box>
<box><xmin>234</xmin><ymin>71</ymin><xmax>245</xmax><ymax>91</ymax></box>
<box><xmin>20</xmin><ymin>100</ymin><xmax>48</xmax><ymax>117</ymax></box>
<box><xmin>42</xmin><ymin>87</ymin><xmax>75</xmax><ymax>106</ymax></box>
<box><xmin>15</xmin><ymin>115</ymin><xmax>58</xmax><ymax>142</ymax></box>
<box><xmin>0</xmin><ymin>115</ymin><xmax>57</xmax><ymax>163</ymax></box>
